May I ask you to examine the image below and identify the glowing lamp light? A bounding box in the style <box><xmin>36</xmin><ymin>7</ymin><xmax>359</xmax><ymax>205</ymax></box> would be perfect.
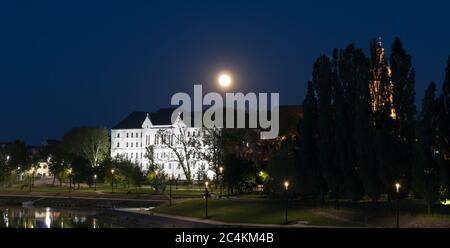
<box><xmin>284</xmin><ymin>181</ymin><xmax>289</xmax><ymax>191</ymax></box>
<box><xmin>218</xmin><ymin>73</ymin><xmax>232</xmax><ymax>87</ymax></box>
<box><xmin>205</xmin><ymin>181</ymin><xmax>209</xmax><ymax>188</ymax></box>
<box><xmin>111</xmin><ymin>169</ymin><xmax>115</xmax><ymax>174</ymax></box>
<box><xmin>219</xmin><ymin>166</ymin><xmax>223</xmax><ymax>174</ymax></box>
<box><xmin>395</xmin><ymin>182</ymin><xmax>401</xmax><ymax>193</ymax></box>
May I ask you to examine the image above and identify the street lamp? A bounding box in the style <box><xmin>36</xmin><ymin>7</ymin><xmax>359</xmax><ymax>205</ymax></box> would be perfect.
<box><xmin>111</xmin><ymin>169</ymin><xmax>115</xmax><ymax>193</ymax></box>
<box><xmin>93</xmin><ymin>174</ymin><xmax>97</xmax><ymax>191</ymax></box>
<box><xmin>219</xmin><ymin>166</ymin><xmax>224</xmax><ymax>198</ymax></box>
<box><xmin>395</xmin><ymin>182</ymin><xmax>401</xmax><ymax>228</ymax></box>
<box><xmin>16</xmin><ymin>166</ymin><xmax>21</xmax><ymax>183</ymax></box>
<box><xmin>204</xmin><ymin>181</ymin><xmax>209</xmax><ymax>219</ymax></box>
<box><xmin>284</xmin><ymin>180</ymin><xmax>289</xmax><ymax>224</ymax></box>
<box><xmin>169</xmin><ymin>174</ymin><xmax>173</xmax><ymax>206</ymax></box>
<box><xmin>6</xmin><ymin>155</ymin><xmax>10</xmax><ymax>163</ymax></box>
<box><xmin>68</xmin><ymin>168</ymin><xmax>73</xmax><ymax>192</ymax></box>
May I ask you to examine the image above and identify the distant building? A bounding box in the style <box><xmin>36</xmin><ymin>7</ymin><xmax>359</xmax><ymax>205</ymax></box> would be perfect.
<box><xmin>110</xmin><ymin>108</ymin><xmax>213</xmax><ymax>181</ymax></box>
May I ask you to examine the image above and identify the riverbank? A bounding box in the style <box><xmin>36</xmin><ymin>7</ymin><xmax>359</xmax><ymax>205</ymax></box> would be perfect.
<box><xmin>0</xmin><ymin>193</ymin><xmax>166</xmax><ymax>208</ymax></box>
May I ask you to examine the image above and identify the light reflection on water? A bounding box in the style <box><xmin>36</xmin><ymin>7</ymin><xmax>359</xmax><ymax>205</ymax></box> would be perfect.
<box><xmin>0</xmin><ymin>206</ymin><xmax>113</xmax><ymax>228</ymax></box>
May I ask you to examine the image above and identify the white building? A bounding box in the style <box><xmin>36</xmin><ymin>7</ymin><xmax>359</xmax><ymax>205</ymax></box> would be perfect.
<box><xmin>110</xmin><ymin>108</ymin><xmax>214</xmax><ymax>181</ymax></box>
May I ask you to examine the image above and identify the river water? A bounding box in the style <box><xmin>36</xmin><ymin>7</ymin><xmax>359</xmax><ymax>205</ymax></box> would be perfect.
<box><xmin>0</xmin><ymin>206</ymin><xmax>115</xmax><ymax>228</ymax></box>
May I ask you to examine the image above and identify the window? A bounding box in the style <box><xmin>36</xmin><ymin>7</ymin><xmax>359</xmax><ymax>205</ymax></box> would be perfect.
<box><xmin>117</xmin><ymin>133</ymin><xmax>120</xmax><ymax>138</ymax></box>
<box><xmin>117</xmin><ymin>142</ymin><xmax>120</xmax><ymax>148</ymax></box>
<box><xmin>126</xmin><ymin>133</ymin><xmax>129</xmax><ymax>138</ymax></box>
<box><xmin>131</xmin><ymin>133</ymin><xmax>134</xmax><ymax>138</ymax></box>
<box><xmin>193</xmin><ymin>131</ymin><xmax>196</xmax><ymax>137</ymax></box>
<box><xmin>169</xmin><ymin>163</ymin><xmax>172</xmax><ymax>169</ymax></box>
<box><xmin>126</xmin><ymin>142</ymin><xmax>129</xmax><ymax>147</ymax></box>
<box><xmin>131</xmin><ymin>143</ymin><xmax>134</xmax><ymax>147</ymax></box>
<box><xmin>188</xmin><ymin>131</ymin><xmax>191</xmax><ymax>137</ymax></box>
<box><xmin>136</xmin><ymin>142</ymin><xmax>138</xmax><ymax>147</ymax></box>
<box><xmin>136</xmin><ymin>133</ymin><xmax>139</xmax><ymax>137</ymax></box>
<box><xmin>140</xmin><ymin>133</ymin><xmax>142</xmax><ymax>138</ymax></box>
<box><xmin>136</xmin><ymin>152</ymin><xmax>138</xmax><ymax>159</ymax></box>
<box><xmin>131</xmin><ymin>153</ymin><xmax>134</xmax><ymax>158</ymax></box>
<box><xmin>177</xmin><ymin>164</ymin><xmax>180</xmax><ymax>169</ymax></box>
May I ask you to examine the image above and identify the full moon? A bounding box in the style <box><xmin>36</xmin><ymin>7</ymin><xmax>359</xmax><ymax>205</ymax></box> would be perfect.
<box><xmin>218</xmin><ymin>73</ymin><xmax>232</xmax><ymax>87</ymax></box>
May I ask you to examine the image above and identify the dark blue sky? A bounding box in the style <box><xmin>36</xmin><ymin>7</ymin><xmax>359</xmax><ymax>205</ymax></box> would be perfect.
<box><xmin>1</xmin><ymin>1</ymin><xmax>449</xmax><ymax>144</ymax></box>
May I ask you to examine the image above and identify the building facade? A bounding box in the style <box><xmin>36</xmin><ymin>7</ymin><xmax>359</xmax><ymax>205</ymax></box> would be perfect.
<box><xmin>110</xmin><ymin>108</ymin><xmax>214</xmax><ymax>181</ymax></box>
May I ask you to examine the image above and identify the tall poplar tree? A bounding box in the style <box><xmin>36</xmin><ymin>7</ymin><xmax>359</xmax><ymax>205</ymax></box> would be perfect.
<box><xmin>313</xmin><ymin>55</ymin><xmax>342</xmax><ymax>202</ymax></box>
<box><xmin>413</xmin><ymin>82</ymin><xmax>440</xmax><ymax>214</ymax></box>
<box><xmin>389</xmin><ymin>37</ymin><xmax>417</xmax><ymax>192</ymax></box>
<box><xmin>298</xmin><ymin>81</ymin><xmax>326</xmax><ymax>200</ymax></box>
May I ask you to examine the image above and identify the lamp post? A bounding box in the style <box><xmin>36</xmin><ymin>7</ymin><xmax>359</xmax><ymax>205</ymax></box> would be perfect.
<box><xmin>17</xmin><ymin>166</ymin><xmax>21</xmax><ymax>183</ymax></box>
<box><xmin>93</xmin><ymin>174</ymin><xmax>97</xmax><ymax>191</ymax></box>
<box><xmin>219</xmin><ymin>166</ymin><xmax>223</xmax><ymax>198</ymax></box>
<box><xmin>284</xmin><ymin>180</ymin><xmax>289</xmax><ymax>224</ymax></box>
<box><xmin>68</xmin><ymin>168</ymin><xmax>72</xmax><ymax>192</ymax></box>
<box><xmin>204</xmin><ymin>181</ymin><xmax>209</xmax><ymax>219</ymax></box>
<box><xmin>395</xmin><ymin>182</ymin><xmax>401</xmax><ymax>228</ymax></box>
<box><xmin>111</xmin><ymin>169</ymin><xmax>115</xmax><ymax>193</ymax></box>
<box><xmin>169</xmin><ymin>174</ymin><xmax>173</xmax><ymax>206</ymax></box>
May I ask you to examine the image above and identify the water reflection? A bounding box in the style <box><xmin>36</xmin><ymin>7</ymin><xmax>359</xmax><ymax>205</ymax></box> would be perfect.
<box><xmin>0</xmin><ymin>206</ymin><xmax>113</xmax><ymax>228</ymax></box>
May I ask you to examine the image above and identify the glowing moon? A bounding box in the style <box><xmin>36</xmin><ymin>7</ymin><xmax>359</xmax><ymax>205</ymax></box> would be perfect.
<box><xmin>218</xmin><ymin>73</ymin><xmax>232</xmax><ymax>87</ymax></box>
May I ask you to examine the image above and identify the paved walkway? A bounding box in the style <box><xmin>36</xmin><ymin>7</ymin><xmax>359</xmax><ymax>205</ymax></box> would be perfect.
<box><xmin>112</xmin><ymin>208</ymin><xmax>360</xmax><ymax>228</ymax></box>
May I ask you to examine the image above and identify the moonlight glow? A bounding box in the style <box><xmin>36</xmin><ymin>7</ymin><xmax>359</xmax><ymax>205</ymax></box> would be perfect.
<box><xmin>218</xmin><ymin>73</ymin><xmax>232</xmax><ymax>87</ymax></box>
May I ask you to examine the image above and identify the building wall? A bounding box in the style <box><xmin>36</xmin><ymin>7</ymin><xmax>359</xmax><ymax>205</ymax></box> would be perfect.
<box><xmin>111</xmin><ymin>119</ymin><xmax>214</xmax><ymax>180</ymax></box>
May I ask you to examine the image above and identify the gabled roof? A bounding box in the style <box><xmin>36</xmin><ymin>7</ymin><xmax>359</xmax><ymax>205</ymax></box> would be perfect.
<box><xmin>112</xmin><ymin>108</ymin><xmax>177</xmax><ymax>129</ymax></box>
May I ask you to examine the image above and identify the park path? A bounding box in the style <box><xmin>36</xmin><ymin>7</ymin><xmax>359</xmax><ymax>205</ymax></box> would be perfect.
<box><xmin>113</xmin><ymin>208</ymin><xmax>364</xmax><ymax>228</ymax></box>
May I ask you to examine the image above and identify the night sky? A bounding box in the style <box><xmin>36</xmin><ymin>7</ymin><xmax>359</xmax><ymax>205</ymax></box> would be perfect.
<box><xmin>1</xmin><ymin>1</ymin><xmax>449</xmax><ymax>144</ymax></box>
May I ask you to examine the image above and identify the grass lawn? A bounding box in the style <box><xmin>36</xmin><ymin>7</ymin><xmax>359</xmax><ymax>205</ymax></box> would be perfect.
<box><xmin>153</xmin><ymin>198</ymin><xmax>359</xmax><ymax>226</ymax></box>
